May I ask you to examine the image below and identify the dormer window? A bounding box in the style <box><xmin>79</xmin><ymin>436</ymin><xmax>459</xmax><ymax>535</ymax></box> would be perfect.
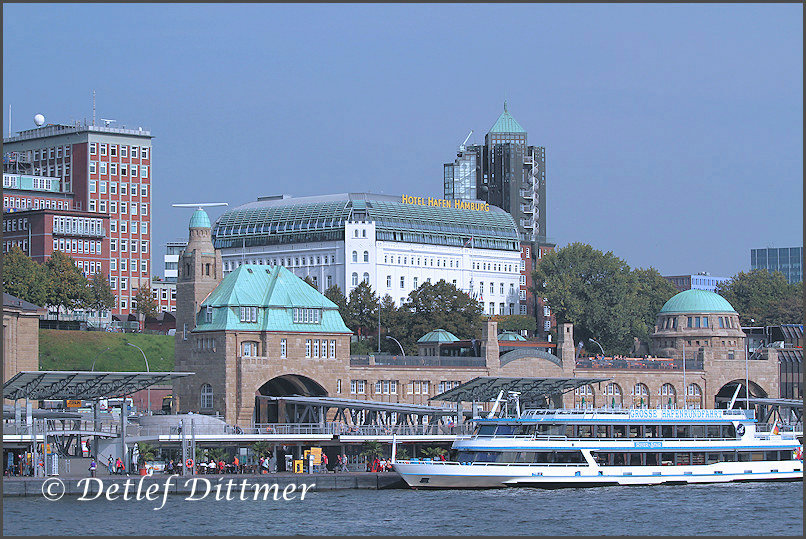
<box><xmin>205</xmin><ymin>306</ymin><xmax>213</xmax><ymax>323</ymax></box>
<box><xmin>293</xmin><ymin>308</ymin><xmax>321</xmax><ymax>324</ymax></box>
<box><xmin>239</xmin><ymin>306</ymin><xmax>258</xmax><ymax>323</ymax></box>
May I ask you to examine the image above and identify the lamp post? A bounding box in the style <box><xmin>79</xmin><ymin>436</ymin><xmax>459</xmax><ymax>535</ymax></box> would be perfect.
<box><xmin>90</xmin><ymin>346</ymin><xmax>112</xmax><ymax>371</ymax></box>
<box><xmin>127</xmin><ymin>343</ymin><xmax>151</xmax><ymax>415</ymax></box>
<box><xmin>386</xmin><ymin>336</ymin><xmax>405</xmax><ymax>357</ymax></box>
<box><xmin>588</xmin><ymin>338</ymin><xmax>605</xmax><ymax>356</ymax></box>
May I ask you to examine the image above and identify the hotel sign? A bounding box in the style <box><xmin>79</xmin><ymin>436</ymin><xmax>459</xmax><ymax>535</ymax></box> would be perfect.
<box><xmin>402</xmin><ymin>195</ymin><xmax>489</xmax><ymax>212</ymax></box>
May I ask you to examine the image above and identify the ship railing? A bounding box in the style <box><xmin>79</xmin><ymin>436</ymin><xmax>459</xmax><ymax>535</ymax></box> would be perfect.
<box><xmin>398</xmin><ymin>459</ymin><xmax>589</xmax><ymax>467</ymax></box>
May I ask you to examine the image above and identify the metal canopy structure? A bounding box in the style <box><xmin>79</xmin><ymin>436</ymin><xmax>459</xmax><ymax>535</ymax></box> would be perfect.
<box><xmin>259</xmin><ymin>395</ymin><xmax>456</xmax><ymax>415</ymax></box>
<box><xmin>3</xmin><ymin>371</ymin><xmax>193</xmax><ymax>401</ymax></box>
<box><xmin>256</xmin><ymin>395</ymin><xmax>459</xmax><ymax>431</ymax></box>
<box><xmin>431</xmin><ymin>376</ymin><xmax>610</xmax><ymax>403</ymax></box>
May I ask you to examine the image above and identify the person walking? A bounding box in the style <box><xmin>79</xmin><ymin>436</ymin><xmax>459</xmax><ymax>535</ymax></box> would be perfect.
<box><xmin>321</xmin><ymin>452</ymin><xmax>328</xmax><ymax>473</ymax></box>
<box><xmin>89</xmin><ymin>458</ymin><xmax>97</xmax><ymax>478</ymax></box>
<box><xmin>107</xmin><ymin>456</ymin><xmax>114</xmax><ymax>475</ymax></box>
<box><xmin>341</xmin><ymin>454</ymin><xmax>349</xmax><ymax>472</ymax></box>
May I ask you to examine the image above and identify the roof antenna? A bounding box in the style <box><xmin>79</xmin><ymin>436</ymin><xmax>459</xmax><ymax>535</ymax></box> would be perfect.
<box><xmin>92</xmin><ymin>90</ymin><xmax>96</xmax><ymax>126</ymax></box>
<box><xmin>172</xmin><ymin>202</ymin><xmax>229</xmax><ymax>211</ymax></box>
<box><xmin>504</xmin><ymin>99</ymin><xmax>507</xmax><ymax>113</ymax></box>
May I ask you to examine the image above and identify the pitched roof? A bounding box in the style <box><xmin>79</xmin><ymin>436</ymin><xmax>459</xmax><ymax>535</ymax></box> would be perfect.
<box><xmin>194</xmin><ymin>264</ymin><xmax>351</xmax><ymax>334</ymax></box>
<box><xmin>3</xmin><ymin>293</ymin><xmax>44</xmax><ymax>312</ymax></box>
<box><xmin>489</xmin><ymin>103</ymin><xmax>526</xmax><ymax>134</ymax></box>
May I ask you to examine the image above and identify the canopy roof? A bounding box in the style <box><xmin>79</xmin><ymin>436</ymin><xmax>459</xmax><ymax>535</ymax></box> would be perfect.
<box><xmin>257</xmin><ymin>395</ymin><xmax>456</xmax><ymax>416</ymax></box>
<box><xmin>3</xmin><ymin>371</ymin><xmax>193</xmax><ymax>401</ymax></box>
<box><xmin>431</xmin><ymin>376</ymin><xmax>610</xmax><ymax>403</ymax></box>
<box><xmin>659</xmin><ymin>289</ymin><xmax>736</xmax><ymax>314</ymax></box>
<box><xmin>418</xmin><ymin>329</ymin><xmax>460</xmax><ymax>343</ymax></box>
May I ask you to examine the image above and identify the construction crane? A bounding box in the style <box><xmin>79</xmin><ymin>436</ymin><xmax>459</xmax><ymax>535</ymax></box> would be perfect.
<box><xmin>459</xmin><ymin>130</ymin><xmax>473</xmax><ymax>152</ymax></box>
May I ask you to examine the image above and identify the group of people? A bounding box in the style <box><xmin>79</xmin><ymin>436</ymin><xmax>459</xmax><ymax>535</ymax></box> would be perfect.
<box><xmin>106</xmin><ymin>456</ymin><xmax>126</xmax><ymax>475</ymax></box>
<box><xmin>367</xmin><ymin>457</ymin><xmax>394</xmax><ymax>472</ymax></box>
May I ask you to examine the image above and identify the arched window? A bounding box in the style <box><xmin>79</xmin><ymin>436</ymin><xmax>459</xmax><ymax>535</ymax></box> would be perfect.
<box><xmin>632</xmin><ymin>383</ymin><xmax>650</xmax><ymax>409</ymax></box>
<box><xmin>574</xmin><ymin>385</ymin><xmax>594</xmax><ymax>409</ymax></box>
<box><xmin>200</xmin><ymin>384</ymin><xmax>213</xmax><ymax>409</ymax></box>
<box><xmin>352</xmin><ymin>251</ymin><xmax>358</xmax><ymax>262</ymax></box>
<box><xmin>363</xmin><ymin>272</ymin><xmax>370</xmax><ymax>283</ymax></box>
<box><xmin>660</xmin><ymin>383</ymin><xmax>677</xmax><ymax>409</ymax></box>
<box><xmin>605</xmin><ymin>383</ymin><xmax>623</xmax><ymax>408</ymax></box>
<box><xmin>686</xmin><ymin>383</ymin><xmax>702</xmax><ymax>409</ymax></box>
<box><xmin>363</xmin><ymin>251</ymin><xmax>369</xmax><ymax>262</ymax></box>
<box><xmin>351</xmin><ymin>272</ymin><xmax>358</xmax><ymax>286</ymax></box>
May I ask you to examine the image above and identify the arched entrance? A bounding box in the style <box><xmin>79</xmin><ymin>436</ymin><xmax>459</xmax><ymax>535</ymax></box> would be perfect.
<box><xmin>714</xmin><ymin>380</ymin><xmax>767</xmax><ymax>410</ymax></box>
<box><xmin>253</xmin><ymin>374</ymin><xmax>328</xmax><ymax>424</ymax></box>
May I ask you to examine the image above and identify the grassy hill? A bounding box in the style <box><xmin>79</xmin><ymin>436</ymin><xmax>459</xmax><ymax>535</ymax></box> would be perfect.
<box><xmin>39</xmin><ymin>330</ymin><xmax>174</xmax><ymax>371</ymax></box>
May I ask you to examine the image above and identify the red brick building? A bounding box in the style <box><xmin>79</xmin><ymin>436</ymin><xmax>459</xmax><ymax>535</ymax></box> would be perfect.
<box><xmin>2</xmin><ymin>208</ymin><xmax>110</xmax><ymax>279</ymax></box>
<box><xmin>3</xmin><ymin>123</ymin><xmax>153</xmax><ymax>317</ymax></box>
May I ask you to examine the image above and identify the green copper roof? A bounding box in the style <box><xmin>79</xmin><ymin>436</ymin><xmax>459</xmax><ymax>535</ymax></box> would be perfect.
<box><xmin>417</xmin><ymin>329</ymin><xmax>460</xmax><ymax>343</ymax></box>
<box><xmin>193</xmin><ymin>264</ymin><xmax>351</xmax><ymax>334</ymax></box>
<box><xmin>497</xmin><ymin>331</ymin><xmax>526</xmax><ymax>341</ymax></box>
<box><xmin>659</xmin><ymin>289</ymin><xmax>737</xmax><ymax>314</ymax></box>
<box><xmin>489</xmin><ymin>102</ymin><xmax>526</xmax><ymax>134</ymax></box>
<box><xmin>212</xmin><ymin>193</ymin><xmax>520</xmax><ymax>252</ymax></box>
<box><xmin>189</xmin><ymin>208</ymin><xmax>211</xmax><ymax>229</ymax></box>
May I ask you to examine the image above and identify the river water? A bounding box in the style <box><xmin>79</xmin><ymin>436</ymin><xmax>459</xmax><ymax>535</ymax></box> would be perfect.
<box><xmin>3</xmin><ymin>481</ymin><xmax>803</xmax><ymax>535</ymax></box>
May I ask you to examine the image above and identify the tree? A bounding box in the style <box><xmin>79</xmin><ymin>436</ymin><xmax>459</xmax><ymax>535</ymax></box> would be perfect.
<box><xmin>45</xmin><ymin>251</ymin><xmax>90</xmax><ymax>322</ymax></box>
<box><xmin>302</xmin><ymin>276</ymin><xmax>318</xmax><ymax>290</ymax></box>
<box><xmin>493</xmin><ymin>314</ymin><xmax>537</xmax><ymax>334</ymax></box>
<box><xmin>531</xmin><ymin>243</ymin><xmax>636</xmax><ymax>355</ymax></box>
<box><xmin>766</xmin><ymin>282</ymin><xmax>804</xmax><ymax>325</ymax></box>
<box><xmin>87</xmin><ymin>273</ymin><xmax>115</xmax><ymax>316</ymax></box>
<box><xmin>630</xmin><ymin>267</ymin><xmax>679</xmax><ymax>346</ymax></box>
<box><xmin>395</xmin><ymin>279</ymin><xmax>484</xmax><ymax>354</ymax></box>
<box><xmin>716</xmin><ymin>269</ymin><xmax>800</xmax><ymax>326</ymax></box>
<box><xmin>1</xmin><ymin>245</ymin><xmax>51</xmax><ymax>307</ymax></box>
<box><xmin>421</xmin><ymin>446</ymin><xmax>448</xmax><ymax>459</ymax></box>
<box><xmin>133</xmin><ymin>285</ymin><xmax>158</xmax><ymax>324</ymax></box>
<box><xmin>347</xmin><ymin>281</ymin><xmax>379</xmax><ymax>338</ymax></box>
<box><xmin>251</xmin><ymin>441</ymin><xmax>271</xmax><ymax>457</ymax></box>
<box><xmin>360</xmin><ymin>441</ymin><xmax>384</xmax><ymax>460</ymax></box>
<box><xmin>324</xmin><ymin>284</ymin><xmax>349</xmax><ymax>327</ymax></box>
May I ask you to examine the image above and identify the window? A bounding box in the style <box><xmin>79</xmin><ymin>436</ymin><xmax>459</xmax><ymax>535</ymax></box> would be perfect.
<box><xmin>141</xmin><ymin>241</ymin><xmax>148</xmax><ymax>253</ymax></box>
<box><xmin>131</xmin><ymin>221</ymin><xmax>138</xmax><ymax>234</ymax></box>
<box><xmin>239</xmin><ymin>306</ymin><xmax>258</xmax><ymax>322</ymax></box>
<box><xmin>362</xmin><ymin>272</ymin><xmax>370</xmax><ymax>283</ymax></box>
<box><xmin>330</xmin><ymin>340</ymin><xmax>336</xmax><ymax>358</ymax></box>
<box><xmin>685</xmin><ymin>383</ymin><xmax>703</xmax><ymax>409</ymax></box>
<box><xmin>305</xmin><ymin>339</ymin><xmax>311</xmax><ymax>358</ymax></box>
<box><xmin>400</xmin><ymin>276</ymin><xmax>405</xmax><ymax>288</ymax></box>
<box><xmin>141</xmin><ymin>166</ymin><xmax>148</xmax><ymax>178</ymax></box>
<box><xmin>141</xmin><ymin>147</ymin><xmax>149</xmax><ymax>160</ymax></box>
<box><xmin>387</xmin><ymin>275</ymin><xmax>392</xmax><ymax>288</ymax></box>
<box><xmin>141</xmin><ymin>184</ymin><xmax>148</xmax><ymax>197</ymax></box>
<box><xmin>293</xmin><ymin>307</ymin><xmax>322</xmax><ymax>324</ymax></box>
<box><xmin>120</xmin><ymin>277</ymin><xmax>127</xmax><ymax>290</ymax></box>
<box><xmin>350</xmin><ymin>380</ymin><xmax>366</xmax><ymax>395</ymax></box>
<box><xmin>352</xmin><ymin>251</ymin><xmax>358</xmax><ymax>262</ymax></box>
<box><xmin>280</xmin><ymin>339</ymin><xmax>287</xmax><ymax>358</ymax></box>
<box><xmin>660</xmin><ymin>383</ymin><xmax>677</xmax><ymax>409</ymax></box>
<box><xmin>120</xmin><ymin>221</ymin><xmax>128</xmax><ymax>233</ymax></box>
<box><xmin>131</xmin><ymin>165</ymin><xmax>138</xmax><ymax>177</ymax></box>
<box><xmin>110</xmin><ymin>239</ymin><xmax>117</xmax><ymax>251</ymax></box>
<box><xmin>141</xmin><ymin>260</ymin><xmax>148</xmax><ymax>273</ymax></box>
<box><xmin>100</xmin><ymin>163</ymin><xmax>107</xmax><ymax>175</ymax></box>
<box><xmin>89</xmin><ymin>180</ymin><xmax>96</xmax><ymax>193</ymax></box>
<box><xmin>363</xmin><ymin>251</ymin><xmax>369</xmax><ymax>262</ymax></box>
<box><xmin>313</xmin><ymin>340</ymin><xmax>319</xmax><ymax>358</ymax></box>
<box><xmin>605</xmin><ymin>383</ymin><xmax>623</xmax><ymax>408</ymax></box>
<box><xmin>90</xmin><ymin>143</ymin><xmax>97</xmax><ymax>156</ymax></box>
<box><xmin>241</xmin><ymin>341</ymin><xmax>258</xmax><ymax>357</ymax></box>
<box><xmin>200</xmin><ymin>384</ymin><xmax>213</xmax><ymax>409</ymax></box>
<box><xmin>121</xmin><ymin>163</ymin><xmax>127</xmax><ymax>176</ymax></box>
<box><xmin>131</xmin><ymin>147</ymin><xmax>138</xmax><ymax>159</ymax></box>
<box><xmin>110</xmin><ymin>163</ymin><xmax>117</xmax><ymax>176</ymax></box>
<box><xmin>352</xmin><ymin>272</ymin><xmax>358</xmax><ymax>286</ymax></box>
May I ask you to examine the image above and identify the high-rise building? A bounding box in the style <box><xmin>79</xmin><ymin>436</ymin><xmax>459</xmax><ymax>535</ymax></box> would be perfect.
<box><xmin>750</xmin><ymin>247</ymin><xmax>803</xmax><ymax>284</ymax></box>
<box><xmin>3</xmin><ymin>122</ymin><xmax>153</xmax><ymax>317</ymax></box>
<box><xmin>444</xmin><ymin>104</ymin><xmax>553</xmax><ymax>335</ymax></box>
<box><xmin>164</xmin><ymin>241</ymin><xmax>187</xmax><ymax>283</ymax></box>
<box><xmin>444</xmin><ymin>102</ymin><xmax>546</xmax><ymax>245</ymax></box>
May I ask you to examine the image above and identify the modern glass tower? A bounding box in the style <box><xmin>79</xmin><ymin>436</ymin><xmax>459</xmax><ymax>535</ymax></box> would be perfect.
<box><xmin>750</xmin><ymin>247</ymin><xmax>803</xmax><ymax>284</ymax></box>
<box><xmin>444</xmin><ymin>103</ymin><xmax>546</xmax><ymax>245</ymax></box>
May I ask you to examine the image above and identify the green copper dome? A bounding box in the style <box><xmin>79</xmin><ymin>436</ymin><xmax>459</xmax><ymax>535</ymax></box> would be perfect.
<box><xmin>417</xmin><ymin>329</ymin><xmax>460</xmax><ymax>343</ymax></box>
<box><xmin>189</xmin><ymin>208</ymin><xmax>211</xmax><ymax>229</ymax></box>
<box><xmin>497</xmin><ymin>331</ymin><xmax>527</xmax><ymax>341</ymax></box>
<box><xmin>659</xmin><ymin>289</ymin><xmax>736</xmax><ymax>314</ymax></box>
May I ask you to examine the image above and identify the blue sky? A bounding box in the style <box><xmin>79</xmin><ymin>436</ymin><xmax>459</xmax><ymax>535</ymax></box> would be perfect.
<box><xmin>3</xmin><ymin>3</ymin><xmax>802</xmax><ymax>279</ymax></box>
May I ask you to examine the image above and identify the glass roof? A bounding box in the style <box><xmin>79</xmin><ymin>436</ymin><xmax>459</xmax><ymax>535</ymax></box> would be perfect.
<box><xmin>212</xmin><ymin>194</ymin><xmax>520</xmax><ymax>251</ymax></box>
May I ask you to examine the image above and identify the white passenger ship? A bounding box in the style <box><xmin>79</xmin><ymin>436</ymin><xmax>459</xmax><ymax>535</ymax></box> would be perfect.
<box><xmin>393</xmin><ymin>406</ymin><xmax>803</xmax><ymax>489</ymax></box>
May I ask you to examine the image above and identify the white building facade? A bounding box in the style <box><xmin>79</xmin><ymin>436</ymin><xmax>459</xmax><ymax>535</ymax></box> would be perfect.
<box><xmin>212</xmin><ymin>193</ymin><xmax>523</xmax><ymax>315</ymax></box>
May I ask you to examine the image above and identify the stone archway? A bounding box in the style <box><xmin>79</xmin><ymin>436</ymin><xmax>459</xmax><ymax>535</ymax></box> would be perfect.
<box><xmin>253</xmin><ymin>374</ymin><xmax>328</xmax><ymax>424</ymax></box>
<box><xmin>714</xmin><ymin>379</ymin><xmax>768</xmax><ymax>410</ymax></box>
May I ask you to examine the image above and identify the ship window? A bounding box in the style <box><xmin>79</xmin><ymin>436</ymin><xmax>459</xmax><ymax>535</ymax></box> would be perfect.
<box><xmin>494</xmin><ymin>425</ymin><xmax>514</xmax><ymax>436</ymax></box>
<box><xmin>675</xmin><ymin>425</ymin><xmax>690</xmax><ymax>438</ymax></box>
<box><xmin>577</xmin><ymin>425</ymin><xmax>592</xmax><ymax>438</ymax></box>
<box><xmin>477</xmin><ymin>425</ymin><xmax>496</xmax><ymax>436</ymax></box>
